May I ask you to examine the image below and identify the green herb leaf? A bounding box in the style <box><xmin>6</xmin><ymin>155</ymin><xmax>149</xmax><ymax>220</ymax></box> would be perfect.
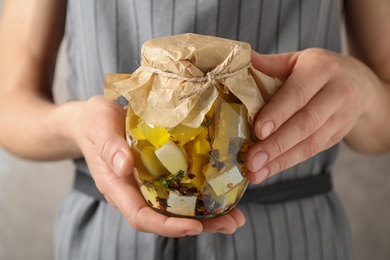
<box><xmin>142</xmin><ymin>170</ymin><xmax>185</xmax><ymax>197</ymax></box>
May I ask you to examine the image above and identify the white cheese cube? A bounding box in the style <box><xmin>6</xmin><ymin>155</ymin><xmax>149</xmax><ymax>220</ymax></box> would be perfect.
<box><xmin>220</xmin><ymin>185</ymin><xmax>239</xmax><ymax>209</ymax></box>
<box><xmin>167</xmin><ymin>191</ymin><xmax>197</xmax><ymax>217</ymax></box>
<box><xmin>204</xmin><ymin>164</ymin><xmax>244</xmax><ymax>196</ymax></box>
<box><xmin>217</xmin><ymin>103</ymin><xmax>251</xmax><ymax>140</ymax></box>
<box><xmin>212</xmin><ymin>138</ymin><xmax>230</xmax><ymax>159</ymax></box>
<box><xmin>202</xmin><ymin>183</ymin><xmax>239</xmax><ymax>212</ymax></box>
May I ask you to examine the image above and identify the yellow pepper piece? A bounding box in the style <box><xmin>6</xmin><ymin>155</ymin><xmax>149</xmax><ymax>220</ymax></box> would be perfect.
<box><xmin>184</xmin><ymin>131</ymin><xmax>211</xmax><ymax>156</ymax></box>
<box><xmin>168</xmin><ymin>124</ymin><xmax>205</xmax><ymax>145</ymax></box>
<box><xmin>140</xmin><ymin>146</ymin><xmax>169</xmax><ymax>177</ymax></box>
<box><xmin>126</xmin><ymin>111</ymin><xmax>146</xmax><ymax>141</ymax></box>
<box><xmin>181</xmin><ymin>155</ymin><xmax>208</xmax><ymax>191</ymax></box>
<box><xmin>137</xmin><ymin>120</ymin><xmax>170</xmax><ymax>147</ymax></box>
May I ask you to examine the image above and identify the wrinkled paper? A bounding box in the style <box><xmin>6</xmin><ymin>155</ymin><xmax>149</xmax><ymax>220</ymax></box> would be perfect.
<box><xmin>104</xmin><ymin>33</ymin><xmax>281</xmax><ymax>128</ymax></box>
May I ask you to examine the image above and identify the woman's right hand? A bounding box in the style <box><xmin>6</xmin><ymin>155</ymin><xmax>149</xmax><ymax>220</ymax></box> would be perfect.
<box><xmin>73</xmin><ymin>96</ymin><xmax>246</xmax><ymax>237</ymax></box>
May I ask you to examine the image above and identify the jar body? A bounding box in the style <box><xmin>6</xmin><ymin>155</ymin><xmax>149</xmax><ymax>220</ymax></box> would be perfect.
<box><xmin>126</xmin><ymin>94</ymin><xmax>252</xmax><ymax>219</ymax></box>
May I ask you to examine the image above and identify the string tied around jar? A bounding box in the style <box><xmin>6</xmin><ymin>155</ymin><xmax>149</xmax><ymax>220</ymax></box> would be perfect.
<box><xmin>143</xmin><ymin>45</ymin><xmax>252</xmax><ymax>100</ymax></box>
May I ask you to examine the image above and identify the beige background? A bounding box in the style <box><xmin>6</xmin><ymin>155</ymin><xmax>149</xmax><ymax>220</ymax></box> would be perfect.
<box><xmin>1</xmin><ymin>1</ymin><xmax>390</xmax><ymax>260</ymax></box>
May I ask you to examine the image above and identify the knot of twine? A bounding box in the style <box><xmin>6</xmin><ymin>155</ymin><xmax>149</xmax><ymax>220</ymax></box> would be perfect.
<box><xmin>143</xmin><ymin>45</ymin><xmax>251</xmax><ymax>99</ymax></box>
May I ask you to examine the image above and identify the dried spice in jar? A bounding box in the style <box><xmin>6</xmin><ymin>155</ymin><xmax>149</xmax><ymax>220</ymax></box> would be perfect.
<box><xmin>105</xmin><ymin>33</ymin><xmax>281</xmax><ymax>219</ymax></box>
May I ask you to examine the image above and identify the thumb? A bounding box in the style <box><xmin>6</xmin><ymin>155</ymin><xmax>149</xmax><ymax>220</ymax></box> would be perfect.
<box><xmin>251</xmin><ymin>50</ymin><xmax>299</xmax><ymax>82</ymax></box>
<box><xmin>86</xmin><ymin>96</ymin><xmax>135</xmax><ymax>178</ymax></box>
<box><xmin>99</xmin><ymin>103</ymin><xmax>134</xmax><ymax>177</ymax></box>
<box><xmin>107</xmin><ymin>137</ymin><xmax>134</xmax><ymax>178</ymax></box>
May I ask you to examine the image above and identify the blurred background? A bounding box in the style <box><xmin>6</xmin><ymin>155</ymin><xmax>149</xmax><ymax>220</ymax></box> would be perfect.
<box><xmin>0</xmin><ymin>1</ymin><xmax>390</xmax><ymax>260</ymax></box>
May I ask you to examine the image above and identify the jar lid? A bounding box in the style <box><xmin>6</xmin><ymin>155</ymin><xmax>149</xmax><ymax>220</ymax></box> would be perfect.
<box><xmin>105</xmin><ymin>33</ymin><xmax>281</xmax><ymax>128</ymax></box>
<box><xmin>141</xmin><ymin>33</ymin><xmax>251</xmax><ymax>78</ymax></box>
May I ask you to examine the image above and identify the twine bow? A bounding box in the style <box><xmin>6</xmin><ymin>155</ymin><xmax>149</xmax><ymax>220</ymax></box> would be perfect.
<box><xmin>143</xmin><ymin>45</ymin><xmax>251</xmax><ymax>99</ymax></box>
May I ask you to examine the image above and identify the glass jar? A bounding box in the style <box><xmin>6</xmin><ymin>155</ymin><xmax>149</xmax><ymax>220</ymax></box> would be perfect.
<box><xmin>126</xmin><ymin>92</ymin><xmax>253</xmax><ymax>219</ymax></box>
<box><xmin>102</xmin><ymin>33</ymin><xmax>280</xmax><ymax>218</ymax></box>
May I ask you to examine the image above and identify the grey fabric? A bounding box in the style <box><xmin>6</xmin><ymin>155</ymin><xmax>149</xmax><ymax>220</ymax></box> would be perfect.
<box><xmin>55</xmin><ymin>0</ymin><xmax>352</xmax><ymax>259</ymax></box>
<box><xmin>54</xmin><ymin>183</ymin><xmax>351</xmax><ymax>260</ymax></box>
<box><xmin>65</xmin><ymin>0</ymin><xmax>341</xmax><ymax>101</ymax></box>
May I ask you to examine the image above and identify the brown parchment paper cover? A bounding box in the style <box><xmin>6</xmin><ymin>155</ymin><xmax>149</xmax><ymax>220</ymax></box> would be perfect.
<box><xmin>104</xmin><ymin>33</ymin><xmax>281</xmax><ymax>128</ymax></box>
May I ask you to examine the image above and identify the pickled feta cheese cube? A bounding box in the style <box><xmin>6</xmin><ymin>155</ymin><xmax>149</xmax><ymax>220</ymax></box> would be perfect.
<box><xmin>229</xmin><ymin>137</ymin><xmax>250</xmax><ymax>164</ymax></box>
<box><xmin>212</xmin><ymin>138</ymin><xmax>230</xmax><ymax>159</ymax></box>
<box><xmin>217</xmin><ymin>103</ymin><xmax>251</xmax><ymax>140</ymax></box>
<box><xmin>155</xmin><ymin>140</ymin><xmax>188</xmax><ymax>175</ymax></box>
<box><xmin>203</xmin><ymin>164</ymin><xmax>244</xmax><ymax>196</ymax></box>
<box><xmin>137</xmin><ymin>121</ymin><xmax>170</xmax><ymax>147</ymax></box>
<box><xmin>202</xmin><ymin>183</ymin><xmax>239</xmax><ymax>212</ymax></box>
<box><xmin>167</xmin><ymin>191</ymin><xmax>197</xmax><ymax>216</ymax></box>
<box><xmin>221</xmin><ymin>185</ymin><xmax>239</xmax><ymax>209</ymax></box>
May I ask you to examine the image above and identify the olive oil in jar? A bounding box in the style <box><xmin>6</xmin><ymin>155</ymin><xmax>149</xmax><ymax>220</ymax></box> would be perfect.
<box><xmin>126</xmin><ymin>95</ymin><xmax>253</xmax><ymax>218</ymax></box>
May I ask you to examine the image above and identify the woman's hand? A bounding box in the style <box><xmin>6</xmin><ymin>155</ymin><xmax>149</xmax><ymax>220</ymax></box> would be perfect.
<box><xmin>75</xmin><ymin>96</ymin><xmax>245</xmax><ymax>237</ymax></box>
<box><xmin>246</xmin><ymin>48</ymin><xmax>380</xmax><ymax>184</ymax></box>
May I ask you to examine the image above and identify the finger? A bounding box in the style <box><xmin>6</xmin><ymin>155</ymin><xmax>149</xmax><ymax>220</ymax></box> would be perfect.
<box><xmin>105</xmin><ymin>173</ymin><xmax>203</xmax><ymax>237</ymax></box>
<box><xmin>201</xmin><ymin>208</ymin><xmax>246</xmax><ymax>234</ymax></box>
<box><xmin>89</xmin><ymin>160</ymin><xmax>203</xmax><ymax>237</ymax></box>
<box><xmin>248</xmin><ymin>114</ymin><xmax>347</xmax><ymax>184</ymax></box>
<box><xmin>246</xmin><ymin>79</ymin><xmax>341</xmax><ymax>174</ymax></box>
<box><xmin>251</xmin><ymin>50</ymin><xmax>298</xmax><ymax>81</ymax></box>
<box><xmin>104</xmin><ymin>195</ymin><xmax>117</xmax><ymax>208</ymax></box>
<box><xmin>88</xmin><ymin>97</ymin><xmax>134</xmax><ymax>177</ymax></box>
<box><xmin>253</xmin><ymin>49</ymin><xmax>337</xmax><ymax>140</ymax></box>
<box><xmin>99</xmin><ymin>133</ymin><xmax>134</xmax><ymax>177</ymax></box>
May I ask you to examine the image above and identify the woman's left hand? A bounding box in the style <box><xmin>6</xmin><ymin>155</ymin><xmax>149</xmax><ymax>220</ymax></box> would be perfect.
<box><xmin>246</xmin><ymin>48</ymin><xmax>378</xmax><ymax>184</ymax></box>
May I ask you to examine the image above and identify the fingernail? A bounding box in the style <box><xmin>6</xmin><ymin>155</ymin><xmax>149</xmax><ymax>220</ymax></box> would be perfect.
<box><xmin>261</xmin><ymin>121</ymin><xmax>274</xmax><ymax>139</ymax></box>
<box><xmin>185</xmin><ymin>230</ymin><xmax>200</xmax><ymax>236</ymax></box>
<box><xmin>216</xmin><ymin>228</ymin><xmax>233</xmax><ymax>234</ymax></box>
<box><xmin>113</xmin><ymin>152</ymin><xmax>126</xmax><ymax>174</ymax></box>
<box><xmin>251</xmin><ymin>152</ymin><xmax>268</xmax><ymax>172</ymax></box>
<box><xmin>255</xmin><ymin>167</ymin><xmax>269</xmax><ymax>183</ymax></box>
